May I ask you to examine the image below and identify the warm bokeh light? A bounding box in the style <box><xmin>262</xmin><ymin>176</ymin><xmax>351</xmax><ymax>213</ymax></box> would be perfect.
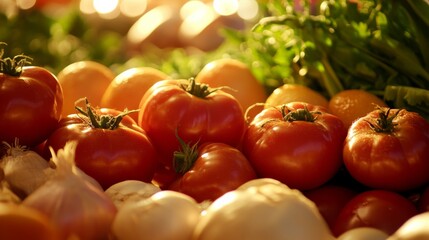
<box><xmin>237</xmin><ymin>0</ymin><xmax>259</xmax><ymax>20</ymax></box>
<box><xmin>93</xmin><ymin>0</ymin><xmax>118</xmax><ymax>14</ymax></box>
<box><xmin>127</xmin><ymin>5</ymin><xmax>174</xmax><ymax>44</ymax></box>
<box><xmin>16</xmin><ymin>0</ymin><xmax>36</xmax><ymax>10</ymax></box>
<box><xmin>180</xmin><ymin>0</ymin><xmax>207</xmax><ymax>19</ymax></box>
<box><xmin>120</xmin><ymin>0</ymin><xmax>147</xmax><ymax>18</ymax></box>
<box><xmin>213</xmin><ymin>0</ymin><xmax>238</xmax><ymax>16</ymax></box>
<box><xmin>80</xmin><ymin>0</ymin><xmax>96</xmax><ymax>14</ymax></box>
<box><xmin>180</xmin><ymin>3</ymin><xmax>216</xmax><ymax>38</ymax></box>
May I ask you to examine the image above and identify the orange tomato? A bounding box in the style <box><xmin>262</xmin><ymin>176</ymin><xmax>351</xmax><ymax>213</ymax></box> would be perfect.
<box><xmin>265</xmin><ymin>84</ymin><xmax>329</xmax><ymax>109</ymax></box>
<box><xmin>328</xmin><ymin>89</ymin><xmax>388</xmax><ymax>129</ymax></box>
<box><xmin>0</xmin><ymin>203</ymin><xmax>60</xmax><ymax>240</ymax></box>
<box><xmin>57</xmin><ymin>61</ymin><xmax>115</xmax><ymax>116</ymax></box>
<box><xmin>100</xmin><ymin>67</ymin><xmax>170</xmax><ymax>121</ymax></box>
<box><xmin>195</xmin><ymin>58</ymin><xmax>267</xmax><ymax>121</ymax></box>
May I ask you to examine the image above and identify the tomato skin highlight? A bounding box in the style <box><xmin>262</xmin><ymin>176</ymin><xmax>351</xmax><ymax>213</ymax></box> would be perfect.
<box><xmin>138</xmin><ymin>79</ymin><xmax>246</xmax><ymax>168</ymax></box>
<box><xmin>332</xmin><ymin>190</ymin><xmax>418</xmax><ymax>237</ymax></box>
<box><xmin>0</xmin><ymin>66</ymin><xmax>63</xmax><ymax>147</ymax></box>
<box><xmin>243</xmin><ymin>102</ymin><xmax>347</xmax><ymax>190</ymax></box>
<box><xmin>343</xmin><ymin>108</ymin><xmax>429</xmax><ymax>191</ymax></box>
<box><xmin>169</xmin><ymin>142</ymin><xmax>257</xmax><ymax>202</ymax></box>
<box><xmin>44</xmin><ymin>110</ymin><xmax>159</xmax><ymax>190</ymax></box>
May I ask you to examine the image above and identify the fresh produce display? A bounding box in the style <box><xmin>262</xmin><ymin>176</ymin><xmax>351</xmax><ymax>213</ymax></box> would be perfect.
<box><xmin>137</xmin><ymin>78</ymin><xmax>247</xmax><ymax>169</ymax></box>
<box><xmin>1</xmin><ymin>0</ymin><xmax>429</xmax><ymax>239</ymax></box>
<box><xmin>243</xmin><ymin>102</ymin><xmax>346</xmax><ymax>190</ymax></box>
<box><xmin>43</xmin><ymin>99</ymin><xmax>158</xmax><ymax>189</ymax></box>
<box><xmin>343</xmin><ymin>107</ymin><xmax>429</xmax><ymax>192</ymax></box>
<box><xmin>0</xmin><ymin>45</ymin><xmax>63</xmax><ymax>148</ymax></box>
<box><xmin>169</xmin><ymin>142</ymin><xmax>257</xmax><ymax>202</ymax></box>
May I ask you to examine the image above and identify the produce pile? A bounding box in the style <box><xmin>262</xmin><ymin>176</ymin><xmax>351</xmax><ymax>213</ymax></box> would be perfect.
<box><xmin>1</xmin><ymin>0</ymin><xmax>429</xmax><ymax>240</ymax></box>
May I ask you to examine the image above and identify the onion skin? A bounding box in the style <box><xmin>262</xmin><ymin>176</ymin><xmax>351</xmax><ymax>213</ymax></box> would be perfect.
<box><xmin>23</xmin><ymin>176</ymin><xmax>117</xmax><ymax>240</ymax></box>
<box><xmin>22</xmin><ymin>141</ymin><xmax>117</xmax><ymax>240</ymax></box>
<box><xmin>112</xmin><ymin>190</ymin><xmax>201</xmax><ymax>240</ymax></box>
<box><xmin>192</xmin><ymin>178</ymin><xmax>335</xmax><ymax>240</ymax></box>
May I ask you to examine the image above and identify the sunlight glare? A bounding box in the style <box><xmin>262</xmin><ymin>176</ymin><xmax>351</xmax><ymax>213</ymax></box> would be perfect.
<box><xmin>238</xmin><ymin>0</ymin><xmax>259</xmax><ymax>20</ymax></box>
<box><xmin>93</xmin><ymin>0</ymin><xmax>118</xmax><ymax>14</ymax></box>
<box><xmin>213</xmin><ymin>0</ymin><xmax>238</xmax><ymax>16</ymax></box>
<box><xmin>120</xmin><ymin>0</ymin><xmax>147</xmax><ymax>18</ymax></box>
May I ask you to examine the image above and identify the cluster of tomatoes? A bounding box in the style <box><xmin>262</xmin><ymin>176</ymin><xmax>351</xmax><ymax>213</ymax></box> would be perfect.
<box><xmin>2</xmin><ymin>47</ymin><xmax>429</xmax><ymax>237</ymax></box>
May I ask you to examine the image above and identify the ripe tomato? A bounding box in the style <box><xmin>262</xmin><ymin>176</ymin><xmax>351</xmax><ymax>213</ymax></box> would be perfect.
<box><xmin>169</xmin><ymin>142</ymin><xmax>257</xmax><ymax>202</ymax></box>
<box><xmin>0</xmin><ymin>53</ymin><xmax>63</xmax><ymax>148</ymax></box>
<box><xmin>44</xmin><ymin>99</ymin><xmax>158</xmax><ymax>189</ymax></box>
<box><xmin>343</xmin><ymin>107</ymin><xmax>429</xmax><ymax>191</ymax></box>
<box><xmin>243</xmin><ymin>102</ymin><xmax>346</xmax><ymax>190</ymax></box>
<box><xmin>304</xmin><ymin>185</ymin><xmax>357</xmax><ymax>231</ymax></box>
<box><xmin>138</xmin><ymin>78</ymin><xmax>246</xmax><ymax>168</ymax></box>
<box><xmin>332</xmin><ymin>190</ymin><xmax>418</xmax><ymax>236</ymax></box>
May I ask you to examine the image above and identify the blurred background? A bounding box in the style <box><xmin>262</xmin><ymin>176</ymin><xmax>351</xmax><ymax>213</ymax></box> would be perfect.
<box><xmin>0</xmin><ymin>0</ymin><xmax>264</xmax><ymax>75</ymax></box>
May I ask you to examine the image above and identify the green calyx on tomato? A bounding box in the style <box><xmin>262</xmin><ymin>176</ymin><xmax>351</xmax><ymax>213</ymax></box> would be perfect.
<box><xmin>0</xmin><ymin>43</ymin><xmax>33</xmax><ymax>77</ymax></box>
<box><xmin>180</xmin><ymin>78</ymin><xmax>219</xmax><ymax>98</ymax></box>
<box><xmin>75</xmin><ymin>98</ymin><xmax>139</xmax><ymax>130</ymax></box>
<box><xmin>282</xmin><ymin>104</ymin><xmax>321</xmax><ymax>122</ymax></box>
<box><xmin>173</xmin><ymin>130</ymin><xmax>199</xmax><ymax>174</ymax></box>
<box><xmin>366</xmin><ymin>107</ymin><xmax>400</xmax><ymax>133</ymax></box>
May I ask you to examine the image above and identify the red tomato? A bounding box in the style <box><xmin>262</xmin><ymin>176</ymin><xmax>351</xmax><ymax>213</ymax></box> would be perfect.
<box><xmin>169</xmin><ymin>142</ymin><xmax>257</xmax><ymax>202</ymax></box>
<box><xmin>0</xmin><ymin>56</ymin><xmax>63</xmax><ymax>147</ymax></box>
<box><xmin>343</xmin><ymin>107</ymin><xmax>429</xmax><ymax>191</ymax></box>
<box><xmin>242</xmin><ymin>102</ymin><xmax>347</xmax><ymax>190</ymax></box>
<box><xmin>138</xmin><ymin>79</ymin><xmax>246</xmax><ymax>168</ymax></box>
<box><xmin>44</xmin><ymin>100</ymin><xmax>158</xmax><ymax>189</ymax></box>
<box><xmin>332</xmin><ymin>190</ymin><xmax>418</xmax><ymax>236</ymax></box>
<box><xmin>304</xmin><ymin>185</ymin><xmax>358</xmax><ymax>231</ymax></box>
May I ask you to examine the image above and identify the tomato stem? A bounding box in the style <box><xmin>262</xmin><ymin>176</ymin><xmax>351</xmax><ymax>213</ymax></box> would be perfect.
<box><xmin>75</xmin><ymin>98</ymin><xmax>138</xmax><ymax>130</ymax></box>
<box><xmin>366</xmin><ymin>107</ymin><xmax>400</xmax><ymax>133</ymax></box>
<box><xmin>173</xmin><ymin>129</ymin><xmax>199</xmax><ymax>174</ymax></box>
<box><xmin>282</xmin><ymin>104</ymin><xmax>320</xmax><ymax>122</ymax></box>
<box><xmin>180</xmin><ymin>78</ymin><xmax>220</xmax><ymax>98</ymax></box>
<box><xmin>0</xmin><ymin>42</ymin><xmax>32</xmax><ymax>77</ymax></box>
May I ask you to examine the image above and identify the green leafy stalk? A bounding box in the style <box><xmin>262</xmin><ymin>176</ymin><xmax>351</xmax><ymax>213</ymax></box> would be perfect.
<box><xmin>75</xmin><ymin>98</ymin><xmax>138</xmax><ymax>130</ymax></box>
<box><xmin>0</xmin><ymin>42</ymin><xmax>32</xmax><ymax>76</ymax></box>
<box><xmin>173</xmin><ymin>130</ymin><xmax>199</xmax><ymax>174</ymax></box>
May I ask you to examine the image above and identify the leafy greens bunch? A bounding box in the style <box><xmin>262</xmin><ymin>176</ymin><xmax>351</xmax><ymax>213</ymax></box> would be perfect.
<box><xmin>229</xmin><ymin>0</ymin><xmax>429</xmax><ymax>119</ymax></box>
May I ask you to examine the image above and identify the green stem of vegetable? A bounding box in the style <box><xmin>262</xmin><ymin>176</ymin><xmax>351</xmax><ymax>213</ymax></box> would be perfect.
<box><xmin>366</xmin><ymin>107</ymin><xmax>400</xmax><ymax>133</ymax></box>
<box><xmin>281</xmin><ymin>104</ymin><xmax>321</xmax><ymax>122</ymax></box>
<box><xmin>0</xmin><ymin>43</ymin><xmax>32</xmax><ymax>77</ymax></box>
<box><xmin>173</xmin><ymin>130</ymin><xmax>199</xmax><ymax>174</ymax></box>
<box><xmin>75</xmin><ymin>98</ymin><xmax>138</xmax><ymax>130</ymax></box>
<box><xmin>319</xmin><ymin>55</ymin><xmax>344</xmax><ymax>97</ymax></box>
<box><xmin>180</xmin><ymin>78</ymin><xmax>220</xmax><ymax>98</ymax></box>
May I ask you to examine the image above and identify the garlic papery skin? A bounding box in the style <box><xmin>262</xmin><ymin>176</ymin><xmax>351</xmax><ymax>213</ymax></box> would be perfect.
<box><xmin>22</xmin><ymin>141</ymin><xmax>117</xmax><ymax>240</ymax></box>
<box><xmin>105</xmin><ymin>180</ymin><xmax>161</xmax><ymax>208</ymax></box>
<box><xmin>387</xmin><ymin>212</ymin><xmax>429</xmax><ymax>240</ymax></box>
<box><xmin>112</xmin><ymin>190</ymin><xmax>201</xmax><ymax>240</ymax></box>
<box><xmin>1</xmin><ymin>142</ymin><xmax>54</xmax><ymax>197</ymax></box>
<box><xmin>192</xmin><ymin>178</ymin><xmax>335</xmax><ymax>240</ymax></box>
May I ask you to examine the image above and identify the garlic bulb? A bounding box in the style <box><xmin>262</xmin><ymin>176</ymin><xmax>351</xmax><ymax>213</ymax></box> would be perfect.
<box><xmin>105</xmin><ymin>180</ymin><xmax>161</xmax><ymax>208</ymax></box>
<box><xmin>192</xmin><ymin>178</ymin><xmax>335</xmax><ymax>240</ymax></box>
<box><xmin>22</xmin><ymin>141</ymin><xmax>117</xmax><ymax>240</ymax></box>
<box><xmin>0</xmin><ymin>141</ymin><xmax>54</xmax><ymax>197</ymax></box>
<box><xmin>112</xmin><ymin>190</ymin><xmax>201</xmax><ymax>240</ymax></box>
<box><xmin>387</xmin><ymin>212</ymin><xmax>429</xmax><ymax>240</ymax></box>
